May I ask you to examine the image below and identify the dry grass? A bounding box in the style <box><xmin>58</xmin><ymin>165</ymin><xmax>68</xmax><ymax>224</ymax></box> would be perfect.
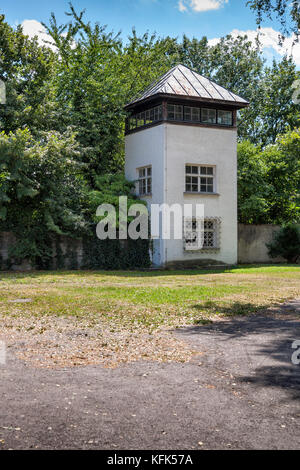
<box><xmin>0</xmin><ymin>265</ymin><xmax>299</xmax><ymax>368</ymax></box>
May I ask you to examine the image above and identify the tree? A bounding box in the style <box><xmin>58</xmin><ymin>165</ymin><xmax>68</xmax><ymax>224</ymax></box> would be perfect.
<box><xmin>43</xmin><ymin>4</ymin><xmax>176</xmax><ymax>181</ymax></box>
<box><xmin>88</xmin><ymin>173</ymin><xmax>147</xmax><ymax>226</ymax></box>
<box><xmin>237</xmin><ymin>140</ymin><xmax>270</xmax><ymax>224</ymax></box>
<box><xmin>265</xmin><ymin>128</ymin><xmax>300</xmax><ymax>223</ymax></box>
<box><xmin>0</xmin><ymin>128</ymin><xmax>87</xmax><ymax>267</ymax></box>
<box><xmin>177</xmin><ymin>35</ymin><xmax>213</xmax><ymax>77</ymax></box>
<box><xmin>267</xmin><ymin>224</ymin><xmax>300</xmax><ymax>263</ymax></box>
<box><xmin>247</xmin><ymin>0</ymin><xmax>300</xmax><ymax>39</ymax></box>
<box><xmin>238</xmin><ymin>128</ymin><xmax>300</xmax><ymax>225</ymax></box>
<box><xmin>251</xmin><ymin>57</ymin><xmax>300</xmax><ymax>145</ymax></box>
<box><xmin>209</xmin><ymin>35</ymin><xmax>266</xmax><ymax>143</ymax></box>
<box><xmin>42</xmin><ymin>6</ymin><xmax>125</xmax><ymax>179</ymax></box>
<box><xmin>0</xmin><ymin>15</ymin><xmax>57</xmax><ymax>135</ymax></box>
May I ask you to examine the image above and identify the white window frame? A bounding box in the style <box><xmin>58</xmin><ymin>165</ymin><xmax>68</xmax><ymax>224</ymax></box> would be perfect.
<box><xmin>184</xmin><ymin>217</ymin><xmax>221</xmax><ymax>251</ymax></box>
<box><xmin>137</xmin><ymin>165</ymin><xmax>152</xmax><ymax>196</ymax></box>
<box><xmin>185</xmin><ymin>164</ymin><xmax>216</xmax><ymax>194</ymax></box>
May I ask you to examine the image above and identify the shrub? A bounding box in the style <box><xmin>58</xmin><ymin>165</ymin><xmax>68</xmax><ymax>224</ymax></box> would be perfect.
<box><xmin>267</xmin><ymin>224</ymin><xmax>300</xmax><ymax>263</ymax></box>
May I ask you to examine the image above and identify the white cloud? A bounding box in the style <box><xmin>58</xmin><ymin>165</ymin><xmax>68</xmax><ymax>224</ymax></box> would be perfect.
<box><xmin>21</xmin><ymin>20</ymin><xmax>56</xmax><ymax>50</ymax></box>
<box><xmin>178</xmin><ymin>0</ymin><xmax>187</xmax><ymax>11</ymax></box>
<box><xmin>208</xmin><ymin>27</ymin><xmax>300</xmax><ymax>66</ymax></box>
<box><xmin>178</xmin><ymin>0</ymin><xmax>228</xmax><ymax>13</ymax></box>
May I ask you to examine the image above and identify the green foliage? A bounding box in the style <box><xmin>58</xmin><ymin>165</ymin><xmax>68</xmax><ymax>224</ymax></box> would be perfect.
<box><xmin>237</xmin><ymin>140</ymin><xmax>269</xmax><ymax>224</ymax></box>
<box><xmin>247</xmin><ymin>0</ymin><xmax>300</xmax><ymax>38</ymax></box>
<box><xmin>0</xmin><ymin>14</ymin><xmax>57</xmax><ymax>135</ymax></box>
<box><xmin>264</xmin><ymin>129</ymin><xmax>300</xmax><ymax>222</ymax></box>
<box><xmin>42</xmin><ymin>5</ymin><xmax>176</xmax><ymax>180</ymax></box>
<box><xmin>238</xmin><ymin>129</ymin><xmax>300</xmax><ymax>224</ymax></box>
<box><xmin>0</xmin><ymin>128</ymin><xmax>87</xmax><ymax>266</ymax></box>
<box><xmin>82</xmin><ymin>236</ymin><xmax>150</xmax><ymax>270</ymax></box>
<box><xmin>88</xmin><ymin>173</ymin><xmax>146</xmax><ymax>226</ymax></box>
<box><xmin>250</xmin><ymin>57</ymin><xmax>300</xmax><ymax>145</ymax></box>
<box><xmin>0</xmin><ymin>6</ymin><xmax>299</xmax><ymax>270</ymax></box>
<box><xmin>177</xmin><ymin>35</ymin><xmax>299</xmax><ymax>145</ymax></box>
<box><xmin>267</xmin><ymin>224</ymin><xmax>300</xmax><ymax>263</ymax></box>
<box><xmin>84</xmin><ymin>173</ymin><xmax>151</xmax><ymax>269</ymax></box>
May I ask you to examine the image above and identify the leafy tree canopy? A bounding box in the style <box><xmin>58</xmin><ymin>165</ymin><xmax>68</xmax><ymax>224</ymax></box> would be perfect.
<box><xmin>267</xmin><ymin>223</ymin><xmax>300</xmax><ymax>263</ymax></box>
<box><xmin>0</xmin><ymin>14</ymin><xmax>57</xmax><ymax>135</ymax></box>
<box><xmin>238</xmin><ymin>129</ymin><xmax>300</xmax><ymax>224</ymax></box>
<box><xmin>0</xmin><ymin>4</ymin><xmax>299</xmax><ymax>268</ymax></box>
<box><xmin>247</xmin><ymin>0</ymin><xmax>300</xmax><ymax>39</ymax></box>
<box><xmin>0</xmin><ymin>128</ymin><xmax>87</xmax><ymax>266</ymax></box>
<box><xmin>88</xmin><ymin>173</ymin><xmax>147</xmax><ymax>227</ymax></box>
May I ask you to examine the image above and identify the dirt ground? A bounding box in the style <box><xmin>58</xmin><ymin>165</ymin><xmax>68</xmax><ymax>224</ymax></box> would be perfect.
<box><xmin>0</xmin><ymin>301</ymin><xmax>299</xmax><ymax>450</ymax></box>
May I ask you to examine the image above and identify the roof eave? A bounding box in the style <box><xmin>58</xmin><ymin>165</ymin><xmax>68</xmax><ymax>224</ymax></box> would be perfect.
<box><xmin>124</xmin><ymin>92</ymin><xmax>249</xmax><ymax>111</ymax></box>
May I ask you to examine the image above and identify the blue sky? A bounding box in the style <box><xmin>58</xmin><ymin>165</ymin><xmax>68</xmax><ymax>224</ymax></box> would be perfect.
<box><xmin>1</xmin><ymin>0</ymin><xmax>299</xmax><ymax>66</ymax></box>
<box><xmin>2</xmin><ymin>0</ymin><xmax>262</xmax><ymax>39</ymax></box>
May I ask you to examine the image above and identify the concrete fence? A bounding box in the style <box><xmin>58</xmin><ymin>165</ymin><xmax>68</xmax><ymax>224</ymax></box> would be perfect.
<box><xmin>0</xmin><ymin>232</ymin><xmax>83</xmax><ymax>271</ymax></box>
<box><xmin>0</xmin><ymin>225</ymin><xmax>293</xmax><ymax>270</ymax></box>
<box><xmin>238</xmin><ymin>224</ymin><xmax>285</xmax><ymax>264</ymax></box>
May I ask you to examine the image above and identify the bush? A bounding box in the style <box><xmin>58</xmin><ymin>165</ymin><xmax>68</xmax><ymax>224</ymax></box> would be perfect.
<box><xmin>267</xmin><ymin>224</ymin><xmax>300</xmax><ymax>263</ymax></box>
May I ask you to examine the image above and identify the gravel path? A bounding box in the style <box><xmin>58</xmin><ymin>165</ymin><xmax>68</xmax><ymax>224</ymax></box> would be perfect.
<box><xmin>0</xmin><ymin>302</ymin><xmax>299</xmax><ymax>450</ymax></box>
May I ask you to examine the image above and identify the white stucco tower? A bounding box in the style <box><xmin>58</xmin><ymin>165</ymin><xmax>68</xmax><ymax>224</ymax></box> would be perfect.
<box><xmin>124</xmin><ymin>64</ymin><xmax>249</xmax><ymax>268</ymax></box>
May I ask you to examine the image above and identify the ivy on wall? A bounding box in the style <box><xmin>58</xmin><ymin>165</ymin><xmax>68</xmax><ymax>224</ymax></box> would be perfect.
<box><xmin>82</xmin><ymin>236</ymin><xmax>151</xmax><ymax>270</ymax></box>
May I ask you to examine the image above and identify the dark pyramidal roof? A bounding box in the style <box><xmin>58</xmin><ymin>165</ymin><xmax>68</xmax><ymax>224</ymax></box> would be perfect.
<box><xmin>127</xmin><ymin>64</ymin><xmax>249</xmax><ymax>108</ymax></box>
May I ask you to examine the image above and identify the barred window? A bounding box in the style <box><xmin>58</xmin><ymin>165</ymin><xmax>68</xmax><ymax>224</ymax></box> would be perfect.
<box><xmin>203</xmin><ymin>220</ymin><xmax>217</xmax><ymax>248</ymax></box>
<box><xmin>185</xmin><ymin>165</ymin><xmax>215</xmax><ymax>193</ymax></box>
<box><xmin>138</xmin><ymin>166</ymin><xmax>152</xmax><ymax>196</ymax></box>
<box><xmin>184</xmin><ymin>218</ymin><xmax>220</xmax><ymax>251</ymax></box>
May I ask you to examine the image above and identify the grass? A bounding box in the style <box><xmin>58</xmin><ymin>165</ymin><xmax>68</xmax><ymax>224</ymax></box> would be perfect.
<box><xmin>0</xmin><ymin>265</ymin><xmax>299</xmax><ymax>368</ymax></box>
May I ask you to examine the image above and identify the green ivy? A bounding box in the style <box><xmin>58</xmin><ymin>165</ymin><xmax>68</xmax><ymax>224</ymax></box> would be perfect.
<box><xmin>82</xmin><ymin>232</ymin><xmax>150</xmax><ymax>270</ymax></box>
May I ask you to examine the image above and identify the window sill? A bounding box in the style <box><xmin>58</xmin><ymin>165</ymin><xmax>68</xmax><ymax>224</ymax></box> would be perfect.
<box><xmin>184</xmin><ymin>192</ymin><xmax>220</xmax><ymax>196</ymax></box>
<box><xmin>139</xmin><ymin>193</ymin><xmax>152</xmax><ymax>198</ymax></box>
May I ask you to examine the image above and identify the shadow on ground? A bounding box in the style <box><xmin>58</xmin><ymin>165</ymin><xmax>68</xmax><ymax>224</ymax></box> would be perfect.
<box><xmin>176</xmin><ymin>310</ymin><xmax>300</xmax><ymax>400</ymax></box>
<box><xmin>192</xmin><ymin>300</ymin><xmax>272</xmax><ymax>317</ymax></box>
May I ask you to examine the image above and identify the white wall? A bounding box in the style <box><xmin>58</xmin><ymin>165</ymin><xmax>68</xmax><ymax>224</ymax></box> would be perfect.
<box><xmin>125</xmin><ymin>124</ymin><xmax>166</xmax><ymax>265</ymax></box>
<box><xmin>164</xmin><ymin>124</ymin><xmax>238</xmax><ymax>265</ymax></box>
<box><xmin>125</xmin><ymin>122</ymin><xmax>238</xmax><ymax>266</ymax></box>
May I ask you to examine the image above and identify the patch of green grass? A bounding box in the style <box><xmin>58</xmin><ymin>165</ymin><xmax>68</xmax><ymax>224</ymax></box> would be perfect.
<box><xmin>68</xmin><ymin>283</ymin><xmax>252</xmax><ymax>305</ymax></box>
<box><xmin>0</xmin><ymin>265</ymin><xmax>299</xmax><ymax>330</ymax></box>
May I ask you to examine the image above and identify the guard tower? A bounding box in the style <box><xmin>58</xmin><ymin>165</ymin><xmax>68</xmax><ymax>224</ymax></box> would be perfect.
<box><xmin>124</xmin><ymin>64</ymin><xmax>249</xmax><ymax>267</ymax></box>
